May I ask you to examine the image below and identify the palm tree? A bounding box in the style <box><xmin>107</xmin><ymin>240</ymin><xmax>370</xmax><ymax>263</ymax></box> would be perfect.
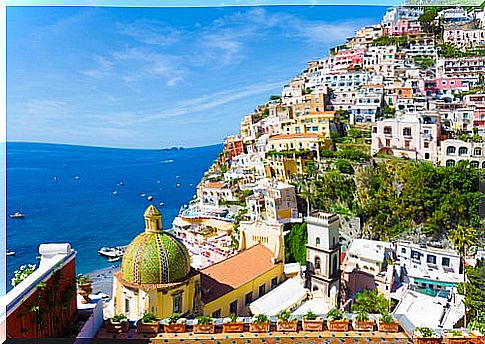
<box><xmin>449</xmin><ymin>225</ymin><xmax>477</xmax><ymax>327</ymax></box>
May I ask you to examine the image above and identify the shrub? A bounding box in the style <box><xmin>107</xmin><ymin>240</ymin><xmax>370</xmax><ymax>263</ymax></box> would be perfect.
<box><xmin>195</xmin><ymin>315</ymin><xmax>213</xmax><ymax>325</ymax></box>
<box><xmin>166</xmin><ymin>314</ymin><xmax>182</xmax><ymax>324</ymax></box>
<box><xmin>111</xmin><ymin>314</ymin><xmax>128</xmax><ymax>323</ymax></box>
<box><xmin>252</xmin><ymin>314</ymin><xmax>269</xmax><ymax>324</ymax></box>
<box><xmin>326</xmin><ymin>308</ymin><xmax>345</xmax><ymax>321</ymax></box>
<box><xmin>355</xmin><ymin>310</ymin><xmax>369</xmax><ymax>321</ymax></box>
<box><xmin>11</xmin><ymin>264</ymin><xmax>37</xmax><ymax>287</ymax></box>
<box><xmin>141</xmin><ymin>312</ymin><xmax>157</xmax><ymax>323</ymax></box>
<box><xmin>415</xmin><ymin>327</ymin><xmax>436</xmax><ymax>338</ymax></box>
<box><xmin>303</xmin><ymin>310</ymin><xmax>318</xmax><ymax>321</ymax></box>
<box><xmin>277</xmin><ymin>310</ymin><xmax>295</xmax><ymax>322</ymax></box>
<box><xmin>76</xmin><ymin>274</ymin><xmax>93</xmax><ymax>285</ymax></box>
<box><xmin>379</xmin><ymin>312</ymin><xmax>395</xmax><ymax>324</ymax></box>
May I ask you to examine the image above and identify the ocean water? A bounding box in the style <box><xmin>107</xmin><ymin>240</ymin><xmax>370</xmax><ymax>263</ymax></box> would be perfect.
<box><xmin>6</xmin><ymin>142</ymin><xmax>221</xmax><ymax>291</ymax></box>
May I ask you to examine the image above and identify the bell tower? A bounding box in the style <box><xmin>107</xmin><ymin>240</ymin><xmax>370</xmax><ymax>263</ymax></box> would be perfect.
<box><xmin>305</xmin><ymin>212</ymin><xmax>340</xmax><ymax>307</ymax></box>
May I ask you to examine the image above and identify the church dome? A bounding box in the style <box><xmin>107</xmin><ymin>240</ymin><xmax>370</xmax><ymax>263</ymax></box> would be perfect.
<box><xmin>121</xmin><ymin>205</ymin><xmax>191</xmax><ymax>285</ymax></box>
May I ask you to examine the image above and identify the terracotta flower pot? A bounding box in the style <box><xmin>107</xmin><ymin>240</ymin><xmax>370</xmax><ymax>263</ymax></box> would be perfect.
<box><xmin>136</xmin><ymin>321</ymin><xmax>159</xmax><ymax>334</ymax></box>
<box><xmin>353</xmin><ymin>320</ymin><xmax>375</xmax><ymax>331</ymax></box>
<box><xmin>413</xmin><ymin>337</ymin><xmax>441</xmax><ymax>344</ymax></box>
<box><xmin>378</xmin><ymin>321</ymin><xmax>399</xmax><ymax>333</ymax></box>
<box><xmin>302</xmin><ymin>319</ymin><xmax>324</xmax><ymax>331</ymax></box>
<box><xmin>193</xmin><ymin>324</ymin><xmax>215</xmax><ymax>334</ymax></box>
<box><xmin>222</xmin><ymin>322</ymin><xmax>245</xmax><ymax>333</ymax></box>
<box><xmin>442</xmin><ymin>335</ymin><xmax>472</xmax><ymax>344</ymax></box>
<box><xmin>78</xmin><ymin>283</ymin><xmax>93</xmax><ymax>304</ymax></box>
<box><xmin>250</xmin><ymin>322</ymin><xmax>270</xmax><ymax>332</ymax></box>
<box><xmin>105</xmin><ymin>320</ymin><xmax>129</xmax><ymax>333</ymax></box>
<box><xmin>327</xmin><ymin>319</ymin><xmax>350</xmax><ymax>332</ymax></box>
<box><xmin>276</xmin><ymin>320</ymin><xmax>298</xmax><ymax>332</ymax></box>
<box><xmin>164</xmin><ymin>323</ymin><xmax>186</xmax><ymax>333</ymax></box>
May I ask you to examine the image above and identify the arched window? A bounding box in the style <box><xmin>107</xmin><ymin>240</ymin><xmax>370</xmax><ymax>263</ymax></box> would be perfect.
<box><xmin>482</xmin><ymin>161</ymin><xmax>485</xmax><ymax>169</ymax></box>
<box><xmin>403</xmin><ymin>127</ymin><xmax>411</xmax><ymax>136</ymax></box>
<box><xmin>458</xmin><ymin>147</ymin><xmax>468</xmax><ymax>156</ymax></box>
<box><xmin>470</xmin><ymin>161</ymin><xmax>479</xmax><ymax>168</ymax></box>
<box><xmin>332</xmin><ymin>254</ymin><xmax>338</xmax><ymax>275</ymax></box>
<box><xmin>474</xmin><ymin>148</ymin><xmax>482</xmax><ymax>156</ymax></box>
<box><xmin>446</xmin><ymin>160</ymin><xmax>455</xmax><ymax>167</ymax></box>
<box><xmin>316</xmin><ymin>237</ymin><xmax>320</xmax><ymax>246</ymax></box>
<box><xmin>315</xmin><ymin>257</ymin><xmax>321</xmax><ymax>270</ymax></box>
<box><xmin>446</xmin><ymin>146</ymin><xmax>456</xmax><ymax>155</ymax></box>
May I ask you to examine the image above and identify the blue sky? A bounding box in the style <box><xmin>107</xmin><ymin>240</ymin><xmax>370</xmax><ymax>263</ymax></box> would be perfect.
<box><xmin>7</xmin><ymin>5</ymin><xmax>388</xmax><ymax>148</ymax></box>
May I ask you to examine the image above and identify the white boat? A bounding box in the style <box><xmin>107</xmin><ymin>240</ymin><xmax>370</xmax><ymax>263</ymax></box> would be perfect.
<box><xmin>147</xmin><ymin>195</ymin><xmax>154</xmax><ymax>201</ymax></box>
<box><xmin>176</xmin><ymin>183</ymin><xmax>181</xmax><ymax>187</ymax></box>
<box><xmin>74</xmin><ymin>176</ymin><xmax>80</xmax><ymax>180</ymax></box>
<box><xmin>98</xmin><ymin>246</ymin><xmax>127</xmax><ymax>258</ymax></box>
<box><xmin>107</xmin><ymin>256</ymin><xmax>121</xmax><ymax>263</ymax></box>
<box><xmin>9</xmin><ymin>212</ymin><xmax>25</xmax><ymax>219</ymax></box>
<box><xmin>159</xmin><ymin>202</ymin><xmax>164</xmax><ymax>206</ymax></box>
<box><xmin>140</xmin><ymin>193</ymin><xmax>146</xmax><ymax>197</ymax></box>
<box><xmin>112</xmin><ymin>191</ymin><xmax>118</xmax><ymax>195</ymax></box>
<box><xmin>6</xmin><ymin>249</ymin><xmax>15</xmax><ymax>256</ymax></box>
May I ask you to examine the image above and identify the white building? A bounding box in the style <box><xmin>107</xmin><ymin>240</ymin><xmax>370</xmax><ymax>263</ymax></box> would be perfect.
<box><xmin>439</xmin><ymin>139</ymin><xmax>485</xmax><ymax>169</ymax></box>
<box><xmin>396</xmin><ymin>241</ymin><xmax>463</xmax><ymax>295</ymax></box>
<box><xmin>345</xmin><ymin>239</ymin><xmax>393</xmax><ymax>274</ymax></box>
<box><xmin>444</xmin><ymin>29</ymin><xmax>485</xmax><ymax>48</ymax></box>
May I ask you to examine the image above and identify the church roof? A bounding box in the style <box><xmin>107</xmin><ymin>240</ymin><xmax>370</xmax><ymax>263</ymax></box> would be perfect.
<box><xmin>200</xmin><ymin>244</ymin><xmax>277</xmax><ymax>303</ymax></box>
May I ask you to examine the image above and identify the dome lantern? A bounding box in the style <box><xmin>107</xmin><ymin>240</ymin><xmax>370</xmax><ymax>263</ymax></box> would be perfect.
<box><xmin>144</xmin><ymin>204</ymin><xmax>162</xmax><ymax>233</ymax></box>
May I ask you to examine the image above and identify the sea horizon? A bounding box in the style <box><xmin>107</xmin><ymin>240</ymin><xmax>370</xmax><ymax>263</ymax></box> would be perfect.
<box><xmin>5</xmin><ymin>141</ymin><xmax>222</xmax><ymax>292</ymax></box>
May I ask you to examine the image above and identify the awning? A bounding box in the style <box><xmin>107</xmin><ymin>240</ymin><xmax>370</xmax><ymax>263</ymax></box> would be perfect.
<box><xmin>172</xmin><ymin>217</ymin><xmax>191</xmax><ymax>228</ymax></box>
<box><xmin>249</xmin><ymin>279</ymin><xmax>308</xmax><ymax>316</ymax></box>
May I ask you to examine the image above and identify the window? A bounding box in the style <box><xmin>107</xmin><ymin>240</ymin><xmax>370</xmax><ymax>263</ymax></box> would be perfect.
<box><xmin>271</xmin><ymin>277</ymin><xmax>278</xmax><ymax>289</ymax></box>
<box><xmin>173</xmin><ymin>293</ymin><xmax>183</xmax><ymax>313</ymax></box>
<box><xmin>446</xmin><ymin>146</ymin><xmax>456</xmax><ymax>155</ymax></box>
<box><xmin>316</xmin><ymin>237</ymin><xmax>320</xmax><ymax>246</ymax></box>
<box><xmin>442</xmin><ymin>257</ymin><xmax>450</xmax><ymax>267</ymax></box>
<box><xmin>386</xmin><ymin>139</ymin><xmax>391</xmax><ymax>147</ymax></box>
<box><xmin>474</xmin><ymin>148</ymin><xmax>482</xmax><ymax>156</ymax></box>
<box><xmin>471</xmin><ymin>161</ymin><xmax>479</xmax><ymax>168</ymax></box>
<box><xmin>403</xmin><ymin>127</ymin><xmax>412</xmax><ymax>136</ymax></box>
<box><xmin>315</xmin><ymin>256</ymin><xmax>321</xmax><ymax>270</ymax></box>
<box><xmin>405</xmin><ymin>140</ymin><xmax>410</xmax><ymax>149</ymax></box>
<box><xmin>458</xmin><ymin>147</ymin><xmax>468</xmax><ymax>156</ymax></box>
<box><xmin>427</xmin><ymin>254</ymin><xmax>437</xmax><ymax>264</ymax></box>
<box><xmin>245</xmin><ymin>292</ymin><xmax>253</xmax><ymax>305</ymax></box>
<box><xmin>425</xmin><ymin>153</ymin><xmax>430</xmax><ymax>159</ymax></box>
<box><xmin>229</xmin><ymin>300</ymin><xmax>238</xmax><ymax>314</ymax></box>
<box><xmin>259</xmin><ymin>284</ymin><xmax>266</xmax><ymax>297</ymax></box>
<box><xmin>424</xmin><ymin>142</ymin><xmax>429</xmax><ymax>148</ymax></box>
<box><xmin>125</xmin><ymin>297</ymin><xmax>130</xmax><ymax>314</ymax></box>
<box><xmin>401</xmin><ymin>248</ymin><xmax>406</xmax><ymax>254</ymax></box>
<box><xmin>212</xmin><ymin>309</ymin><xmax>221</xmax><ymax>318</ymax></box>
<box><xmin>384</xmin><ymin>126</ymin><xmax>392</xmax><ymax>135</ymax></box>
<box><xmin>446</xmin><ymin>160</ymin><xmax>455</xmax><ymax>167</ymax></box>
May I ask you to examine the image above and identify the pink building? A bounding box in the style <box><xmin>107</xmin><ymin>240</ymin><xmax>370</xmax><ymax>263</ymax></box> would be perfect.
<box><xmin>388</xmin><ymin>19</ymin><xmax>421</xmax><ymax>36</ymax></box>
<box><xmin>333</xmin><ymin>49</ymin><xmax>364</xmax><ymax>70</ymax></box>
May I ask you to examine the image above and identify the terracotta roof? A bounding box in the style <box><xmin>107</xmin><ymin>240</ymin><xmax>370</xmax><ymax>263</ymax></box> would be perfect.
<box><xmin>200</xmin><ymin>244</ymin><xmax>277</xmax><ymax>303</ymax></box>
<box><xmin>203</xmin><ymin>182</ymin><xmax>226</xmax><ymax>189</ymax></box>
<box><xmin>269</xmin><ymin>133</ymin><xmax>320</xmax><ymax>140</ymax></box>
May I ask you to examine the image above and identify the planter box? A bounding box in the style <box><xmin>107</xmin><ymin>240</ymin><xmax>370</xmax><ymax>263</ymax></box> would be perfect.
<box><xmin>164</xmin><ymin>323</ymin><xmax>186</xmax><ymax>333</ymax></box>
<box><xmin>353</xmin><ymin>320</ymin><xmax>375</xmax><ymax>331</ymax></box>
<box><xmin>378</xmin><ymin>321</ymin><xmax>399</xmax><ymax>333</ymax></box>
<box><xmin>193</xmin><ymin>324</ymin><xmax>215</xmax><ymax>334</ymax></box>
<box><xmin>222</xmin><ymin>322</ymin><xmax>245</xmax><ymax>333</ymax></box>
<box><xmin>136</xmin><ymin>321</ymin><xmax>159</xmax><ymax>334</ymax></box>
<box><xmin>276</xmin><ymin>320</ymin><xmax>298</xmax><ymax>332</ymax></box>
<box><xmin>413</xmin><ymin>338</ymin><xmax>441</xmax><ymax>344</ymax></box>
<box><xmin>327</xmin><ymin>320</ymin><xmax>349</xmax><ymax>332</ymax></box>
<box><xmin>302</xmin><ymin>319</ymin><xmax>323</xmax><ymax>331</ymax></box>
<box><xmin>249</xmin><ymin>322</ymin><xmax>270</xmax><ymax>333</ymax></box>
<box><xmin>105</xmin><ymin>320</ymin><xmax>129</xmax><ymax>333</ymax></box>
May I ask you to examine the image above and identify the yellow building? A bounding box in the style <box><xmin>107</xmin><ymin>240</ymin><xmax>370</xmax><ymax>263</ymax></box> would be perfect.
<box><xmin>200</xmin><ymin>245</ymin><xmax>284</xmax><ymax>317</ymax></box>
<box><xmin>112</xmin><ymin>205</ymin><xmax>201</xmax><ymax>321</ymax></box>
<box><xmin>282</xmin><ymin>111</ymin><xmax>335</xmax><ymax>138</ymax></box>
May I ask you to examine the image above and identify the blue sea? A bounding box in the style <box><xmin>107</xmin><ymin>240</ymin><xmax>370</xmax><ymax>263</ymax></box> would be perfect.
<box><xmin>5</xmin><ymin>142</ymin><xmax>221</xmax><ymax>292</ymax></box>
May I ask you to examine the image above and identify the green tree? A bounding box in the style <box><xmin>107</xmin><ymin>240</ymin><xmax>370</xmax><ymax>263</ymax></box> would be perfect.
<box><xmin>347</xmin><ymin>128</ymin><xmax>361</xmax><ymax>143</ymax></box>
<box><xmin>351</xmin><ymin>289</ymin><xmax>389</xmax><ymax>314</ymax></box>
<box><xmin>284</xmin><ymin>223</ymin><xmax>308</xmax><ymax>265</ymax></box>
<box><xmin>458</xmin><ymin>260</ymin><xmax>485</xmax><ymax>328</ymax></box>
<box><xmin>335</xmin><ymin>159</ymin><xmax>354</xmax><ymax>175</ymax></box>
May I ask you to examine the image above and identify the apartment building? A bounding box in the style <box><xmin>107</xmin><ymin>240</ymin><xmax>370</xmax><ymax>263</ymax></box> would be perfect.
<box><xmin>371</xmin><ymin>113</ymin><xmax>442</xmax><ymax>161</ymax></box>
<box><xmin>436</xmin><ymin>57</ymin><xmax>485</xmax><ymax>83</ymax></box>
<box><xmin>350</xmin><ymin>84</ymin><xmax>384</xmax><ymax>123</ymax></box>
<box><xmin>440</xmin><ymin>139</ymin><xmax>485</xmax><ymax>168</ymax></box>
<box><xmin>444</xmin><ymin>29</ymin><xmax>485</xmax><ymax>48</ymax></box>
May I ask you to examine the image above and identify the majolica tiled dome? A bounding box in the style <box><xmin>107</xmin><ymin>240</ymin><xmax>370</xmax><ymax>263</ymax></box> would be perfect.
<box><xmin>121</xmin><ymin>205</ymin><xmax>191</xmax><ymax>285</ymax></box>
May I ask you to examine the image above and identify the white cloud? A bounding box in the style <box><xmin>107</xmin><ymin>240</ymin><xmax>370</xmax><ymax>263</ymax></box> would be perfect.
<box><xmin>117</xmin><ymin>19</ymin><xmax>181</xmax><ymax>46</ymax></box>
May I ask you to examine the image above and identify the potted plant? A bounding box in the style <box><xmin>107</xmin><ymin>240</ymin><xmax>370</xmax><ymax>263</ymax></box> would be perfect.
<box><xmin>377</xmin><ymin>312</ymin><xmax>399</xmax><ymax>333</ymax></box>
<box><xmin>193</xmin><ymin>315</ymin><xmax>215</xmax><ymax>334</ymax></box>
<box><xmin>77</xmin><ymin>274</ymin><xmax>93</xmax><ymax>304</ymax></box>
<box><xmin>136</xmin><ymin>312</ymin><xmax>159</xmax><ymax>334</ymax></box>
<box><xmin>276</xmin><ymin>310</ymin><xmax>298</xmax><ymax>332</ymax></box>
<box><xmin>105</xmin><ymin>314</ymin><xmax>129</xmax><ymax>333</ymax></box>
<box><xmin>302</xmin><ymin>310</ymin><xmax>324</xmax><ymax>331</ymax></box>
<box><xmin>249</xmin><ymin>314</ymin><xmax>270</xmax><ymax>332</ymax></box>
<box><xmin>161</xmin><ymin>314</ymin><xmax>187</xmax><ymax>333</ymax></box>
<box><xmin>326</xmin><ymin>308</ymin><xmax>349</xmax><ymax>332</ymax></box>
<box><xmin>442</xmin><ymin>329</ymin><xmax>471</xmax><ymax>344</ymax></box>
<box><xmin>222</xmin><ymin>314</ymin><xmax>245</xmax><ymax>333</ymax></box>
<box><xmin>414</xmin><ymin>327</ymin><xmax>440</xmax><ymax>344</ymax></box>
<box><xmin>353</xmin><ymin>310</ymin><xmax>374</xmax><ymax>331</ymax></box>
